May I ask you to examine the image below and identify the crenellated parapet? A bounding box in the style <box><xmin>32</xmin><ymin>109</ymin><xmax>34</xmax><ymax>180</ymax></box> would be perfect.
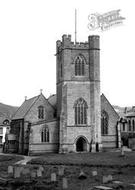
<box><xmin>56</xmin><ymin>34</ymin><xmax>100</xmax><ymax>54</ymax></box>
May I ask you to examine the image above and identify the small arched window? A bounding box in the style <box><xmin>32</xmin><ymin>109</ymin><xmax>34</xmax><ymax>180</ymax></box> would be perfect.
<box><xmin>41</xmin><ymin>127</ymin><xmax>49</xmax><ymax>142</ymax></box>
<box><xmin>38</xmin><ymin>106</ymin><xmax>44</xmax><ymax>119</ymax></box>
<box><xmin>3</xmin><ymin>119</ymin><xmax>9</xmax><ymax>125</ymax></box>
<box><xmin>101</xmin><ymin>110</ymin><xmax>109</xmax><ymax>135</ymax></box>
<box><xmin>74</xmin><ymin>55</ymin><xmax>86</xmax><ymax>76</ymax></box>
<box><xmin>74</xmin><ymin>98</ymin><xmax>88</xmax><ymax>125</ymax></box>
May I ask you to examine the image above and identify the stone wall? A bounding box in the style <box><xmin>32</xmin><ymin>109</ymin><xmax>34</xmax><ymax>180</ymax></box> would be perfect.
<box><xmin>56</xmin><ymin>34</ymin><xmax>101</xmax><ymax>152</ymax></box>
<box><xmin>25</xmin><ymin>94</ymin><xmax>55</xmax><ymax>123</ymax></box>
<box><xmin>101</xmin><ymin>94</ymin><xmax>119</xmax><ymax>149</ymax></box>
<box><xmin>29</xmin><ymin>120</ymin><xmax>58</xmax><ymax>154</ymax></box>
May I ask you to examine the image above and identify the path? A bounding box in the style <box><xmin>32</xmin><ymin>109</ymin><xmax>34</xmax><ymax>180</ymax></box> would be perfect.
<box><xmin>0</xmin><ymin>152</ymin><xmax>37</xmax><ymax>165</ymax></box>
<box><xmin>14</xmin><ymin>156</ymin><xmax>35</xmax><ymax>165</ymax></box>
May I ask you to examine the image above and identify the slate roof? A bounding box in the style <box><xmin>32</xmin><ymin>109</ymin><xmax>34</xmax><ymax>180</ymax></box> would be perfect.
<box><xmin>12</xmin><ymin>95</ymin><xmax>40</xmax><ymax>120</ymax></box>
<box><xmin>48</xmin><ymin>94</ymin><xmax>56</xmax><ymax>109</ymax></box>
<box><xmin>101</xmin><ymin>93</ymin><xmax>120</xmax><ymax>119</ymax></box>
<box><xmin>12</xmin><ymin>92</ymin><xmax>120</xmax><ymax>120</ymax></box>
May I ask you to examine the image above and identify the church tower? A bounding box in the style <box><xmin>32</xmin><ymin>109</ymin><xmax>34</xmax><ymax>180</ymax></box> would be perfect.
<box><xmin>56</xmin><ymin>34</ymin><xmax>102</xmax><ymax>153</ymax></box>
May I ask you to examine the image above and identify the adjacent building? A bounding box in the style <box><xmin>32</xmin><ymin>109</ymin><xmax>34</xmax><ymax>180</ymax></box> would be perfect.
<box><xmin>118</xmin><ymin>107</ymin><xmax>135</xmax><ymax>149</ymax></box>
<box><xmin>0</xmin><ymin>117</ymin><xmax>10</xmax><ymax>149</ymax></box>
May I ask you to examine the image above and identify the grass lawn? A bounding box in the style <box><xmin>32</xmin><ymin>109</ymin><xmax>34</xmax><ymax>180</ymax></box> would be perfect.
<box><xmin>28</xmin><ymin>151</ymin><xmax>135</xmax><ymax>167</ymax></box>
<box><xmin>27</xmin><ymin>152</ymin><xmax>135</xmax><ymax>189</ymax></box>
<box><xmin>0</xmin><ymin>152</ymin><xmax>135</xmax><ymax>189</ymax></box>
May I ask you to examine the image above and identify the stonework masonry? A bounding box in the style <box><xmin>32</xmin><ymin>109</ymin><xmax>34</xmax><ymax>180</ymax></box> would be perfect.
<box><xmin>6</xmin><ymin>34</ymin><xmax>119</xmax><ymax>155</ymax></box>
<box><xmin>57</xmin><ymin>34</ymin><xmax>102</xmax><ymax>153</ymax></box>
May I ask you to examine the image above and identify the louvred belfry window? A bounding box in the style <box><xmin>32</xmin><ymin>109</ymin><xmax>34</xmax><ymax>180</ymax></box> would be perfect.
<box><xmin>75</xmin><ymin>55</ymin><xmax>85</xmax><ymax>76</ymax></box>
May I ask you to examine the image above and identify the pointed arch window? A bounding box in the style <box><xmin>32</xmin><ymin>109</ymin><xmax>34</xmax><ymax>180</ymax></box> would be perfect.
<box><xmin>101</xmin><ymin>110</ymin><xmax>109</xmax><ymax>135</ymax></box>
<box><xmin>74</xmin><ymin>55</ymin><xmax>86</xmax><ymax>76</ymax></box>
<box><xmin>38</xmin><ymin>106</ymin><xmax>44</xmax><ymax>119</ymax></box>
<box><xmin>74</xmin><ymin>98</ymin><xmax>88</xmax><ymax>125</ymax></box>
<box><xmin>41</xmin><ymin>127</ymin><xmax>49</xmax><ymax>142</ymax></box>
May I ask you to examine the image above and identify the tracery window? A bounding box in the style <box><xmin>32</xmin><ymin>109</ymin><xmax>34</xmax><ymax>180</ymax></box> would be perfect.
<box><xmin>74</xmin><ymin>98</ymin><xmax>88</xmax><ymax>125</ymax></box>
<box><xmin>75</xmin><ymin>55</ymin><xmax>86</xmax><ymax>76</ymax></box>
<box><xmin>41</xmin><ymin>127</ymin><xmax>49</xmax><ymax>142</ymax></box>
<box><xmin>101</xmin><ymin>110</ymin><xmax>109</xmax><ymax>135</ymax></box>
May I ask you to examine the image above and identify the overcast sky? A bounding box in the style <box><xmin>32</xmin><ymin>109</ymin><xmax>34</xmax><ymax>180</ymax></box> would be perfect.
<box><xmin>0</xmin><ymin>0</ymin><xmax>134</xmax><ymax>107</ymax></box>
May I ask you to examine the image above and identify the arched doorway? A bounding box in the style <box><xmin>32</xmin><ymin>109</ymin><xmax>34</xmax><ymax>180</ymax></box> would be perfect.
<box><xmin>76</xmin><ymin>137</ymin><xmax>87</xmax><ymax>152</ymax></box>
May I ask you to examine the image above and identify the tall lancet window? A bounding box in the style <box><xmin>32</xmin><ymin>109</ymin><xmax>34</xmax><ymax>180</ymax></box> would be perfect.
<box><xmin>41</xmin><ymin>127</ymin><xmax>49</xmax><ymax>142</ymax></box>
<box><xmin>101</xmin><ymin>110</ymin><xmax>109</xmax><ymax>135</ymax></box>
<box><xmin>74</xmin><ymin>98</ymin><xmax>88</xmax><ymax>125</ymax></box>
<box><xmin>38</xmin><ymin>106</ymin><xmax>44</xmax><ymax>119</ymax></box>
<box><xmin>75</xmin><ymin>55</ymin><xmax>85</xmax><ymax>76</ymax></box>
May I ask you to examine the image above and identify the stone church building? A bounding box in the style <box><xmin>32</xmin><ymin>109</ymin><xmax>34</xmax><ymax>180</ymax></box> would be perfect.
<box><xmin>5</xmin><ymin>34</ymin><xmax>120</xmax><ymax>155</ymax></box>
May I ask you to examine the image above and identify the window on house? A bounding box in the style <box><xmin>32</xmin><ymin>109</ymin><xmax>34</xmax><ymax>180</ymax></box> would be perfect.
<box><xmin>0</xmin><ymin>136</ymin><xmax>2</xmax><ymax>143</ymax></box>
<box><xmin>8</xmin><ymin>140</ymin><xmax>15</xmax><ymax>145</ymax></box>
<box><xmin>128</xmin><ymin>120</ymin><xmax>131</xmax><ymax>131</ymax></box>
<box><xmin>38</xmin><ymin>106</ymin><xmax>44</xmax><ymax>119</ymax></box>
<box><xmin>0</xmin><ymin>128</ymin><xmax>3</xmax><ymax>134</ymax></box>
<box><xmin>3</xmin><ymin>119</ymin><xmax>9</xmax><ymax>125</ymax></box>
<box><xmin>74</xmin><ymin>98</ymin><xmax>88</xmax><ymax>125</ymax></box>
<box><xmin>41</xmin><ymin>127</ymin><xmax>49</xmax><ymax>142</ymax></box>
<box><xmin>133</xmin><ymin>120</ymin><xmax>135</xmax><ymax>131</ymax></box>
<box><xmin>101</xmin><ymin>111</ymin><xmax>109</xmax><ymax>135</ymax></box>
<box><xmin>75</xmin><ymin>55</ymin><xmax>85</xmax><ymax>76</ymax></box>
<box><xmin>123</xmin><ymin>123</ymin><xmax>125</xmax><ymax>132</ymax></box>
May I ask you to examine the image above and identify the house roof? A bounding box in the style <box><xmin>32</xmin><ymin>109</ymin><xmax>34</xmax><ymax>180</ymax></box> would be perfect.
<box><xmin>48</xmin><ymin>94</ymin><xmax>56</xmax><ymax>109</ymax></box>
<box><xmin>12</xmin><ymin>92</ymin><xmax>119</xmax><ymax>120</ymax></box>
<box><xmin>125</xmin><ymin>111</ymin><xmax>135</xmax><ymax>117</ymax></box>
<box><xmin>101</xmin><ymin>93</ymin><xmax>120</xmax><ymax>119</ymax></box>
<box><xmin>12</xmin><ymin>95</ymin><xmax>40</xmax><ymax>120</ymax></box>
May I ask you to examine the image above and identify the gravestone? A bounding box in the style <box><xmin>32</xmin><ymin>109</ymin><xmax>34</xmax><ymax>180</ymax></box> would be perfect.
<box><xmin>51</xmin><ymin>173</ymin><xmax>56</xmax><ymax>182</ymax></box>
<box><xmin>78</xmin><ymin>170</ymin><xmax>87</xmax><ymax>180</ymax></box>
<box><xmin>39</xmin><ymin>165</ymin><xmax>44</xmax><ymax>172</ymax></box>
<box><xmin>108</xmin><ymin>175</ymin><xmax>113</xmax><ymax>182</ymax></box>
<box><xmin>31</xmin><ymin>170</ymin><xmax>36</xmax><ymax>178</ymax></box>
<box><xmin>22</xmin><ymin>168</ymin><xmax>30</xmax><ymax>177</ymax></box>
<box><xmin>37</xmin><ymin>169</ymin><xmax>42</xmax><ymax>177</ymax></box>
<box><xmin>92</xmin><ymin>170</ymin><xmax>97</xmax><ymax>176</ymax></box>
<box><xmin>8</xmin><ymin>166</ymin><xmax>13</xmax><ymax>176</ymax></box>
<box><xmin>103</xmin><ymin>176</ymin><xmax>109</xmax><ymax>184</ymax></box>
<box><xmin>58</xmin><ymin>166</ymin><xmax>65</xmax><ymax>176</ymax></box>
<box><xmin>62</xmin><ymin>177</ymin><xmax>68</xmax><ymax>189</ymax></box>
<box><xmin>113</xmin><ymin>181</ymin><xmax>123</xmax><ymax>184</ymax></box>
<box><xmin>14</xmin><ymin>167</ymin><xmax>21</xmax><ymax>178</ymax></box>
<box><xmin>103</xmin><ymin>175</ymin><xmax>113</xmax><ymax>184</ymax></box>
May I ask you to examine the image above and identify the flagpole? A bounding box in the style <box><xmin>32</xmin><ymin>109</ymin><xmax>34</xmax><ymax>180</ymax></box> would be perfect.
<box><xmin>75</xmin><ymin>9</ymin><xmax>77</xmax><ymax>44</ymax></box>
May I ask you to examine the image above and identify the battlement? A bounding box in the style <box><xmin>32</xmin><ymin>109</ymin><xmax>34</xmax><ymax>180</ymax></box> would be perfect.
<box><xmin>62</xmin><ymin>34</ymin><xmax>71</xmax><ymax>42</ymax></box>
<box><xmin>56</xmin><ymin>34</ymin><xmax>100</xmax><ymax>52</ymax></box>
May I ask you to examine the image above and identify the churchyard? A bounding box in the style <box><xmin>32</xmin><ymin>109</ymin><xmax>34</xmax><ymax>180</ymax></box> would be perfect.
<box><xmin>1</xmin><ymin>152</ymin><xmax>135</xmax><ymax>189</ymax></box>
